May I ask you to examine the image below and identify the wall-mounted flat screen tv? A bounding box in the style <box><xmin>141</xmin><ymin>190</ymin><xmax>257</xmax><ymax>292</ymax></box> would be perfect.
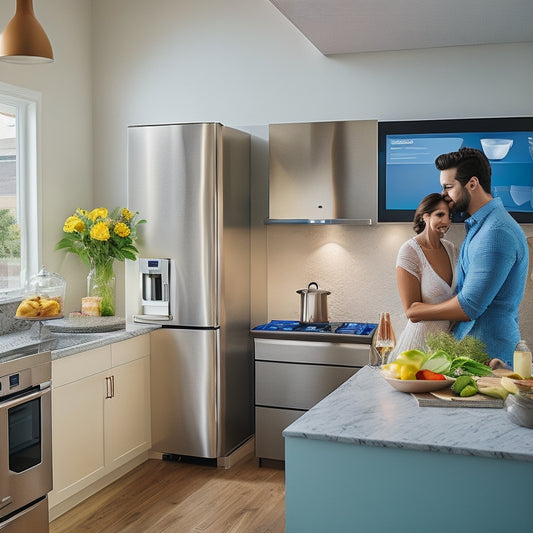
<box><xmin>378</xmin><ymin>117</ymin><xmax>533</xmax><ymax>223</ymax></box>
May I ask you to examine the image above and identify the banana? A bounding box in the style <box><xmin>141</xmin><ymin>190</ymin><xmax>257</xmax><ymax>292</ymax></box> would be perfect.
<box><xmin>477</xmin><ymin>384</ymin><xmax>509</xmax><ymax>400</ymax></box>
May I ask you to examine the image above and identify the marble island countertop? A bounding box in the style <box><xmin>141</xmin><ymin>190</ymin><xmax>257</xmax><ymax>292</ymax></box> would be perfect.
<box><xmin>283</xmin><ymin>364</ymin><xmax>533</xmax><ymax>462</ymax></box>
<box><xmin>0</xmin><ymin>321</ymin><xmax>160</xmax><ymax>363</ymax></box>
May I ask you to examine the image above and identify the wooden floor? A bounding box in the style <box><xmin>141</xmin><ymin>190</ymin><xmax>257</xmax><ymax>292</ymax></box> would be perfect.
<box><xmin>49</xmin><ymin>455</ymin><xmax>286</xmax><ymax>533</ymax></box>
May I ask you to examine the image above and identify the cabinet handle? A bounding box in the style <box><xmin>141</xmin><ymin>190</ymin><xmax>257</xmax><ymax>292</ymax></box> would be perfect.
<box><xmin>111</xmin><ymin>375</ymin><xmax>115</xmax><ymax>398</ymax></box>
<box><xmin>105</xmin><ymin>376</ymin><xmax>112</xmax><ymax>399</ymax></box>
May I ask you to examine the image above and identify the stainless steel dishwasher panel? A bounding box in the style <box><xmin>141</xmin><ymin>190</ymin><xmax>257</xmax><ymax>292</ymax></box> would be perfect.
<box><xmin>255</xmin><ymin>360</ymin><xmax>358</xmax><ymax>410</ymax></box>
<box><xmin>255</xmin><ymin>407</ymin><xmax>303</xmax><ymax>461</ymax></box>
<box><xmin>253</xmin><ymin>338</ymin><xmax>370</xmax><ymax>366</ymax></box>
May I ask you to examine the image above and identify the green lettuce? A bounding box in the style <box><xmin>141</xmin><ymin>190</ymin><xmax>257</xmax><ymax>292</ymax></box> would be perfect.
<box><xmin>421</xmin><ymin>349</ymin><xmax>452</xmax><ymax>374</ymax></box>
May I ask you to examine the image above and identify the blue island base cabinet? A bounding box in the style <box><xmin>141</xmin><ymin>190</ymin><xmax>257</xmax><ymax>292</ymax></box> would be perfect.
<box><xmin>283</xmin><ymin>366</ymin><xmax>533</xmax><ymax>533</ymax></box>
<box><xmin>285</xmin><ymin>436</ymin><xmax>533</xmax><ymax>533</ymax></box>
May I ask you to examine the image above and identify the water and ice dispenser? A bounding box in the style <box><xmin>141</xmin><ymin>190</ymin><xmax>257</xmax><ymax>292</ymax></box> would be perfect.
<box><xmin>134</xmin><ymin>258</ymin><xmax>171</xmax><ymax>321</ymax></box>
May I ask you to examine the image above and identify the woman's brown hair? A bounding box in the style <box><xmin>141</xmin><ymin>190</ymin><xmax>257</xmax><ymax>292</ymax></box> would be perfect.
<box><xmin>413</xmin><ymin>193</ymin><xmax>448</xmax><ymax>234</ymax></box>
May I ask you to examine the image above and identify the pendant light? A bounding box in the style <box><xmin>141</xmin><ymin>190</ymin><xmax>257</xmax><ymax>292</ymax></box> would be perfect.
<box><xmin>0</xmin><ymin>0</ymin><xmax>54</xmax><ymax>64</ymax></box>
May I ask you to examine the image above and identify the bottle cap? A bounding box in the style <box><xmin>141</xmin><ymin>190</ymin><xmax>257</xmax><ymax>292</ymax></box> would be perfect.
<box><xmin>515</xmin><ymin>340</ymin><xmax>530</xmax><ymax>352</ymax></box>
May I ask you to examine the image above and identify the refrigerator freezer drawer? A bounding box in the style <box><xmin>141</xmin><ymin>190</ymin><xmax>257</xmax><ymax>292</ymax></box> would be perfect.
<box><xmin>255</xmin><ymin>360</ymin><xmax>359</xmax><ymax>410</ymax></box>
<box><xmin>150</xmin><ymin>328</ymin><xmax>218</xmax><ymax>458</ymax></box>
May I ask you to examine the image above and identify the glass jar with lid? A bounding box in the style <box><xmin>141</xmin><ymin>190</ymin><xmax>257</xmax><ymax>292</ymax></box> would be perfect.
<box><xmin>25</xmin><ymin>266</ymin><xmax>66</xmax><ymax>316</ymax></box>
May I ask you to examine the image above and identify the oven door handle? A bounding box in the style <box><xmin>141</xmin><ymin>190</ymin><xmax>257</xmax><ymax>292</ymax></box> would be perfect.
<box><xmin>0</xmin><ymin>386</ymin><xmax>51</xmax><ymax>411</ymax></box>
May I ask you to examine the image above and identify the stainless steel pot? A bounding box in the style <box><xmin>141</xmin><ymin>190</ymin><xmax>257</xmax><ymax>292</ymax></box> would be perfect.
<box><xmin>297</xmin><ymin>282</ymin><xmax>330</xmax><ymax>323</ymax></box>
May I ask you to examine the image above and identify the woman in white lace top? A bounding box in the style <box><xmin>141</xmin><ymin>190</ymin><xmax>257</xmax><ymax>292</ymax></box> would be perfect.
<box><xmin>390</xmin><ymin>193</ymin><xmax>458</xmax><ymax>360</ymax></box>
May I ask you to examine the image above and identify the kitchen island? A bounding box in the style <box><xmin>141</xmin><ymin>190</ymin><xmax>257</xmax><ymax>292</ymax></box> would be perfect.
<box><xmin>283</xmin><ymin>365</ymin><xmax>533</xmax><ymax>533</ymax></box>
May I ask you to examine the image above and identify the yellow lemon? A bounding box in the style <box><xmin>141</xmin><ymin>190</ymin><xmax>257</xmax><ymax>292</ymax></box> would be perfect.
<box><xmin>400</xmin><ymin>364</ymin><xmax>418</xmax><ymax>380</ymax></box>
<box><xmin>382</xmin><ymin>363</ymin><xmax>401</xmax><ymax>379</ymax></box>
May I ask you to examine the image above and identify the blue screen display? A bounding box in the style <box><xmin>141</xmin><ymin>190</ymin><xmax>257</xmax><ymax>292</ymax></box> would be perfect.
<box><xmin>378</xmin><ymin>118</ymin><xmax>533</xmax><ymax>223</ymax></box>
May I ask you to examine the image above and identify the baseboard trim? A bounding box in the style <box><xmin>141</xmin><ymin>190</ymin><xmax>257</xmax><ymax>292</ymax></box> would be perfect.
<box><xmin>217</xmin><ymin>436</ymin><xmax>255</xmax><ymax>469</ymax></box>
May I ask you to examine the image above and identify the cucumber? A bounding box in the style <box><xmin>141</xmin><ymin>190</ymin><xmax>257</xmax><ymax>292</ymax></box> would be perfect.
<box><xmin>451</xmin><ymin>375</ymin><xmax>474</xmax><ymax>395</ymax></box>
<box><xmin>460</xmin><ymin>384</ymin><xmax>478</xmax><ymax>397</ymax></box>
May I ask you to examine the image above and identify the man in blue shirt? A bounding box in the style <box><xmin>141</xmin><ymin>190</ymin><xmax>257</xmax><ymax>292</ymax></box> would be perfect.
<box><xmin>407</xmin><ymin>147</ymin><xmax>528</xmax><ymax>365</ymax></box>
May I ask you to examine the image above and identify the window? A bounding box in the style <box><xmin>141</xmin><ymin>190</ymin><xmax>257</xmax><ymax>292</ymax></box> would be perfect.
<box><xmin>0</xmin><ymin>83</ymin><xmax>40</xmax><ymax>299</ymax></box>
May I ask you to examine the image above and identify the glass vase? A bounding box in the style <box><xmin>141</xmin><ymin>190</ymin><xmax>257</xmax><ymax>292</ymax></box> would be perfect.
<box><xmin>87</xmin><ymin>257</ymin><xmax>116</xmax><ymax>316</ymax></box>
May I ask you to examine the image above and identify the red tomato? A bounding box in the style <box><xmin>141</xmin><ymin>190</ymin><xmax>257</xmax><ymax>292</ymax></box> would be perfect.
<box><xmin>416</xmin><ymin>369</ymin><xmax>446</xmax><ymax>381</ymax></box>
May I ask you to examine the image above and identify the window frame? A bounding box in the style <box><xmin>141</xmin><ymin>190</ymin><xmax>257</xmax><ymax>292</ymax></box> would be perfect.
<box><xmin>0</xmin><ymin>82</ymin><xmax>41</xmax><ymax>301</ymax></box>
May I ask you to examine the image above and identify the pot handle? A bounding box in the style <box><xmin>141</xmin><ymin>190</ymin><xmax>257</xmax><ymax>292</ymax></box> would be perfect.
<box><xmin>307</xmin><ymin>282</ymin><xmax>319</xmax><ymax>290</ymax></box>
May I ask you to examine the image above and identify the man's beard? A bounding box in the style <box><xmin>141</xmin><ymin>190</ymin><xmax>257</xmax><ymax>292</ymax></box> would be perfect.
<box><xmin>450</xmin><ymin>187</ymin><xmax>471</xmax><ymax>214</ymax></box>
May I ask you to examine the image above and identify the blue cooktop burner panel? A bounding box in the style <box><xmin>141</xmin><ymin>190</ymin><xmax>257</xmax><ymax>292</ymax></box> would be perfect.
<box><xmin>335</xmin><ymin>322</ymin><xmax>377</xmax><ymax>335</ymax></box>
<box><xmin>252</xmin><ymin>320</ymin><xmax>377</xmax><ymax>336</ymax></box>
<box><xmin>297</xmin><ymin>323</ymin><xmax>331</xmax><ymax>332</ymax></box>
<box><xmin>253</xmin><ymin>320</ymin><xmax>301</xmax><ymax>331</ymax></box>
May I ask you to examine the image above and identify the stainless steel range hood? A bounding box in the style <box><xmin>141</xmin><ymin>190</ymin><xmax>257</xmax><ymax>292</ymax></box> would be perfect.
<box><xmin>266</xmin><ymin>120</ymin><xmax>377</xmax><ymax>225</ymax></box>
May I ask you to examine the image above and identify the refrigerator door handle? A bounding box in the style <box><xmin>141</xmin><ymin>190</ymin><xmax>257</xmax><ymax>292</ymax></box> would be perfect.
<box><xmin>133</xmin><ymin>314</ymin><xmax>173</xmax><ymax>323</ymax></box>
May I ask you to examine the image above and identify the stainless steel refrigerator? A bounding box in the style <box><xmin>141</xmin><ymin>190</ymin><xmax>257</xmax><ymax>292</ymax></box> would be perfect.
<box><xmin>126</xmin><ymin>123</ymin><xmax>252</xmax><ymax>460</ymax></box>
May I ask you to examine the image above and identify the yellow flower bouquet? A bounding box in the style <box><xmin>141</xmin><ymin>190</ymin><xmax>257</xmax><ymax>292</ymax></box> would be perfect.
<box><xmin>56</xmin><ymin>207</ymin><xmax>145</xmax><ymax>315</ymax></box>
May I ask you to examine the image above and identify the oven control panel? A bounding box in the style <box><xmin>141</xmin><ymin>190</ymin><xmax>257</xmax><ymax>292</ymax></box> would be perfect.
<box><xmin>0</xmin><ymin>368</ymin><xmax>31</xmax><ymax>399</ymax></box>
<box><xmin>0</xmin><ymin>351</ymin><xmax>51</xmax><ymax>401</ymax></box>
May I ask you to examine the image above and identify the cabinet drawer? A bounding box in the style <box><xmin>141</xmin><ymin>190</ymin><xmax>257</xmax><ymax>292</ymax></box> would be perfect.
<box><xmin>112</xmin><ymin>334</ymin><xmax>150</xmax><ymax>366</ymax></box>
<box><xmin>255</xmin><ymin>407</ymin><xmax>303</xmax><ymax>461</ymax></box>
<box><xmin>254</xmin><ymin>338</ymin><xmax>369</xmax><ymax>366</ymax></box>
<box><xmin>256</xmin><ymin>360</ymin><xmax>358</xmax><ymax>410</ymax></box>
<box><xmin>53</xmin><ymin>346</ymin><xmax>111</xmax><ymax>387</ymax></box>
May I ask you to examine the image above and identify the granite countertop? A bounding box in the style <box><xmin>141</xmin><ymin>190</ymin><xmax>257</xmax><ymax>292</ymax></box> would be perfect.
<box><xmin>0</xmin><ymin>321</ymin><xmax>160</xmax><ymax>363</ymax></box>
<box><xmin>283</xmin><ymin>364</ymin><xmax>533</xmax><ymax>462</ymax></box>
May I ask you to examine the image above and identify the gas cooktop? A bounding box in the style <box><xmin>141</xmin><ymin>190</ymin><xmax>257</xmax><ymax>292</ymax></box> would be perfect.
<box><xmin>251</xmin><ymin>320</ymin><xmax>377</xmax><ymax>344</ymax></box>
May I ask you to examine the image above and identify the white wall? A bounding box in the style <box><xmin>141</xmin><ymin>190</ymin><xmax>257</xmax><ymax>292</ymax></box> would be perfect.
<box><xmin>0</xmin><ymin>0</ymin><xmax>93</xmax><ymax>312</ymax></box>
<box><xmin>2</xmin><ymin>0</ymin><xmax>529</xmax><ymax>345</ymax></box>
<box><xmin>90</xmin><ymin>0</ymin><xmax>533</xmax><ymax>347</ymax></box>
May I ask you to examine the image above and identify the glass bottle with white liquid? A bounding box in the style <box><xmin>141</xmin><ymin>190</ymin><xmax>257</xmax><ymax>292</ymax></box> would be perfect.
<box><xmin>513</xmin><ymin>340</ymin><xmax>532</xmax><ymax>379</ymax></box>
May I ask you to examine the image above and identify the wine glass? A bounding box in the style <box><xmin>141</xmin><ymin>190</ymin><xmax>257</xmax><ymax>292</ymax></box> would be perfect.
<box><xmin>371</xmin><ymin>312</ymin><xmax>396</xmax><ymax>366</ymax></box>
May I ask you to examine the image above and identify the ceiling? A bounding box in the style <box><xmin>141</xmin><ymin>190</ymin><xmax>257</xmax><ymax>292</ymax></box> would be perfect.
<box><xmin>269</xmin><ymin>0</ymin><xmax>533</xmax><ymax>55</ymax></box>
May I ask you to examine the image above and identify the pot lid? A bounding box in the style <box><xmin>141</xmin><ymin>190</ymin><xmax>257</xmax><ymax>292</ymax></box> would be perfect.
<box><xmin>296</xmin><ymin>282</ymin><xmax>331</xmax><ymax>295</ymax></box>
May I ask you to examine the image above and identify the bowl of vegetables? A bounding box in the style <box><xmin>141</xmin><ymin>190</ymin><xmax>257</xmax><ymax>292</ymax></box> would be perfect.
<box><xmin>382</xmin><ymin>371</ymin><xmax>455</xmax><ymax>393</ymax></box>
<box><xmin>381</xmin><ymin>333</ymin><xmax>494</xmax><ymax>395</ymax></box>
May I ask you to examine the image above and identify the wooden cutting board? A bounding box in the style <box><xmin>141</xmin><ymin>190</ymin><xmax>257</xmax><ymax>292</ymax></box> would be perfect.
<box><xmin>412</xmin><ymin>373</ymin><xmax>533</xmax><ymax>408</ymax></box>
<box><xmin>491</xmin><ymin>370</ymin><xmax>533</xmax><ymax>388</ymax></box>
<box><xmin>412</xmin><ymin>387</ymin><xmax>504</xmax><ymax>408</ymax></box>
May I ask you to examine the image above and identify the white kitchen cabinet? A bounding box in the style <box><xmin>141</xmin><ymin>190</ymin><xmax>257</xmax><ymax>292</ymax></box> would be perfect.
<box><xmin>49</xmin><ymin>334</ymin><xmax>151</xmax><ymax>511</ymax></box>
<box><xmin>106</xmin><ymin>353</ymin><xmax>150</xmax><ymax>469</ymax></box>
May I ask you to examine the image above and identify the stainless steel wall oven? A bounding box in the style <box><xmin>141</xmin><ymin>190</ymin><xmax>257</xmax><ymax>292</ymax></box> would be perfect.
<box><xmin>0</xmin><ymin>350</ymin><xmax>52</xmax><ymax>532</ymax></box>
